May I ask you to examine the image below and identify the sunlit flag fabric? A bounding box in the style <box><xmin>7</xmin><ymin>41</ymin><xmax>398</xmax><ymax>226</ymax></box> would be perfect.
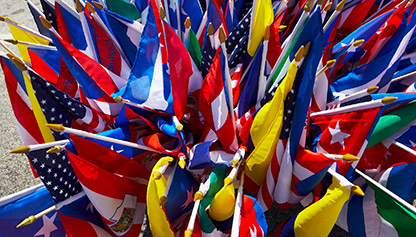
<box><xmin>0</xmin><ymin>54</ymin><xmax>44</xmax><ymax>146</ymax></box>
<box><xmin>0</xmin><ymin>184</ymin><xmax>66</xmax><ymax>236</ymax></box>
<box><xmin>198</xmin><ymin>47</ymin><xmax>238</xmax><ymax>152</ymax></box>
<box><xmin>274</xmin><ymin>8</ymin><xmax>325</xmax><ymax>206</ymax></box>
<box><xmin>5</xmin><ymin>17</ymin><xmax>51</xmax><ymax>64</ymax></box>
<box><xmin>85</xmin><ymin>5</ymin><xmax>131</xmax><ymax>79</ymax></box>
<box><xmin>312</xmin><ymin>105</ymin><xmax>386</xmax><ymax>177</ymax></box>
<box><xmin>113</xmin><ymin>3</ymin><xmax>175</xmax><ymax>115</ymax></box>
<box><xmin>27</xmin><ymin>44</ymin><xmax>78</xmax><ymax>99</ymax></box>
<box><xmin>247</xmin><ymin>0</ymin><xmax>273</xmax><ymax>56</ymax></box>
<box><xmin>162</xmin><ymin>19</ymin><xmax>198</xmax><ymax>120</ymax></box>
<box><xmin>65</xmin><ymin>134</ymin><xmax>149</xmax><ymax>236</ymax></box>
<box><xmin>163</xmin><ymin>163</ymin><xmax>199</xmax><ymax>231</ymax></box>
<box><xmin>277</xmin><ymin>176</ymin><xmax>351</xmax><ymax>236</ymax></box>
<box><xmin>102</xmin><ymin>7</ymin><xmax>143</xmax><ymax>67</ymax></box>
<box><xmin>26</xmin><ymin>0</ymin><xmax>50</xmax><ymax>37</ymax></box>
<box><xmin>55</xmin><ymin>0</ymin><xmax>87</xmax><ymax>51</ymax></box>
<box><xmin>49</xmin><ymin>31</ymin><xmax>125</xmax><ymax>123</ymax></box>
<box><xmin>28</xmin><ymin>69</ymin><xmax>110</xmax><ymax>133</ymax></box>
<box><xmin>106</xmin><ymin>0</ymin><xmax>141</xmax><ymax>21</ymax></box>
<box><xmin>147</xmin><ymin>157</ymin><xmax>176</xmax><ymax>237</ymax></box>
<box><xmin>244</xmin><ymin>57</ymin><xmax>298</xmax><ymax>189</ymax></box>
<box><xmin>337</xmin><ymin>168</ymin><xmax>416</xmax><ymax>236</ymax></box>
<box><xmin>330</xmin><ymin>7</ymin><xmax>416</xmax><ymax>95</ymax></box>
<box><xmin>57</xmin><ymin>193</ymin><xmax>112</xmax><ymax>236</ymax></box>
<box><xmin>238</xmin><ymin>194</ymin><xmax>268</xmax><ymax>236</ymax></box>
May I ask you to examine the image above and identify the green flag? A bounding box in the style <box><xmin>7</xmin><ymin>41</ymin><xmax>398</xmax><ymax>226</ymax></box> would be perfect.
<box><xmin>186</xmin><ymin>29</ymin><xmax>202</xmax><ymax>71</ymax></box>
<box><xmin>106</xmin><ymin>0</ymin><xmax>141</xmax><ymax>20</ymax></box>
<box><xmin>367</xmin><ymin>181</ymin><xmax>416</xmax><ymax>236</ymax></box>
<box><xmin>367</xmin><ymin>100</ymin><xmax>416</xmax><ymax>147</ymax></box>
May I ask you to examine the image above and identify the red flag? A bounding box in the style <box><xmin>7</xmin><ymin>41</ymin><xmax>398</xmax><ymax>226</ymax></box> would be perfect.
<box><xmin>199</xmin><ymin>48</ymin><xmax>238</xmax><ymax>152</ymax></box>
<box><xmin>66</xmin><ymin>134</ymin><xmax>149</xmax><ymax>236</ymax></box>
<box><xmin>162</xmin><ymin>20</ymin><xmax>193</xmax><ymax>120</ymax></box>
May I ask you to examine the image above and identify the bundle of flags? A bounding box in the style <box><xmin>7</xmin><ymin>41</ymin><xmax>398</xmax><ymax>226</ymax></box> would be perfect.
<box><xmin>1</xmin><ymin>0</ymin><xmax>416</xmax><ymax>235</ymax></box>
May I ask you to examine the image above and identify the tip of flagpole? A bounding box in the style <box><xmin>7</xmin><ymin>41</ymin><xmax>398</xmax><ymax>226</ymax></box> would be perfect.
<box><xmin>304</xmin><ymin>0</ymin><xmax>314</xmax><ymax>12</ymax></box>
<box><xmin>194</xmin><ymin>191</ymin><xmax>203</xmax><ymax>201</ymax></box>
<box><xmin>159</xmin><ymin>196</ymin><xmax>167</xmax><ymax>206</ymax></box>
<box><xmin>176</xmin><ymin>123</ymin><xmax>183</xmax><ymax>131</ymax></box>
<box><xmin>303</xmin><ymin>42</ymin><xmax>311</xmax><ymax>57</ymax></box>
<box><xmin>295</xmin><ymin>45</ymin><xmax>305</xmax><ymax>62</ymax></box>
<box><xmin>326</xmin><ymin>59</ymin><xmax>336</xmax><ymax>68</ymax></box>
<box><xmin>0</xmin><ymin>16</ymin><xmax>5</xmax><ymax>21</ymax></box>
<box><xmin>324</xmin><ymin>2</ymin><xmax>332</xmax><ymax>11</ymax></box>
<box><xmin>6</xmin><ymin>53</ymin><xmax>26</xmax><ymax>71</ymax></box>
<box><xmin>342</xmin><ymin>154</ymin><xmax>360</xmax><ymax>162</ymax></box>
<box><xmin>153</xmin><ymin>171</ymin><xmax>163</xmax><ymax>180</ymax></box>
<box><xmin>279</xmin><ymin>25</ymin><xmax>287</xmax><ymax>32</ymax></box>
<box><xmin>47</xmin><ymin>145</ymin><xmax>62</xmax><ymax>154</ymax></box>
<box><xmin>113</xmin><ymin>96</ymin><xmax>123</xmax><ymax>103</ymax></box>
<box><xmin>85</xmin><ymin>1</ymin><xmax>96</xmax><ymax>14</ymax></box>
<box><xmin>230</xmin><ymin>159</ymin><xmax>239</xmax><ymax>168</ymax></box>
<box><xmin>185</xmin><ymin>17</ymin><xmax>191</xmax><ymax>29</ymax></box>
<box><xmin>39</xmin><ymin>16</ymin><xmax>52</xmax><ymax>29</ymax></box>
<box><xmin>178</xmin><ymin>159</ymin><xmax>186</xmax><ymax>169</ymax></box>
<box><xmin>207</xmin><ymin>22</ymin><xmax>214</xmax><ymax>36</ymax></box>
<box><xmin>224</xmin><ymin>177</ymin><xmax>233</xmax><ymax>186</ymax></box>
<box><xmin>10</xmin><ymin>146</ymin><xmax>30</xmax><ymax>154</ymax></box>
<box><xmin>16</xmin><ymin>216</ymin><xmax>36</xmax><ymax>228</ymax></box>
<box><xmin>351</xmin><ymin>185</ymin><xmax>365</xmax><ymax>196</ymax></box>
<box><xmin>159</xmin><ymin>6</ymin><xmax>166</xmax><ymax>19</ymax></box>
<box><xmin>367</xmin><ymin>86</ymin><xmax>379</xmax><ymax>94</ymax></box>
<box><xmin>382</xmin><ymin>96</ymin><xmax>398</xmax><ymax>104</ymax></box>
<box><xmin>219</xmin><ymin>26</ymin><xmax>226</xmax><ymax>44</ymax></box>
<box><xmin>3</xmin><ymin>39</ymin><xmax>18</xmax><ymax>45</ymax></box>
<box><xmin>336</xmin><ymin>0</ymin><xmax>346</xmax><ymax>11</ymax></box>
<box><xmin>92</xmin><ymin>1</ymin><xmax>104</xmax><ymax>10</ymax></box>
<box><xmin>184</xmin><ymin>229</ymin><xmax>193</xmax><ymax>237</ymax></box>
<box><xmin>75</xmin><ymin>0</ymin><xmax>84</xmax><ymax>13</ymax></box>
<box><xmin>317</xmin><ymin>0</ymin><xmax>324</xmax><ymax>5</ymax></box>
<box><xmin>353</xmin><ymin>39</ymin><xmax>365</xmax><ymax>47</ymax></box>
<box><xmin>45</xmin><ymin>124</ymin><xmax>65</xmax><ymax>132</ymax></box>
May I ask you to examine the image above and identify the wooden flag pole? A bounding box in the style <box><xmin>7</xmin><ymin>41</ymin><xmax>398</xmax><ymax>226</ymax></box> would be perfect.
<box><xmin>310</xmin><ymin>97</ymin><xmax>397</xmax><ymax>118</ymax></box>
<box><xmin>10</xmin><ymin>140</ymin><xmax>69</xmax><ymax>153</ymax></box>
<box><xmin>326</xmin><ymin>86</ymin><xmax>378</xmax><ymax>109</ymax></box>
<box><xmin>323</xmin><ymin>0</ymin><xmax>345</xmax><ymax>33</ymax></box>
<box><xmin>45</xmin><ymin>123</ymin><xmax>162</xmax><ymax>153</ymax></box>
<box><xmin>230</xmin><ymin>172</ymin><xmax>245</xmax><ymax>237</ymax></box>
<box><xmin>0</xmin><ymin>15</ymin><xmax>52</xmax><ymax>43</ymax></box>
<box><xmin>355</xmin><ymin>169</ymin><xmax>416</xmax><ymax>215</ymax></box>
<box><xmin>16</xmin><ymin>191</ymin><xmax>85</xmax><ymax>228</ymax></box>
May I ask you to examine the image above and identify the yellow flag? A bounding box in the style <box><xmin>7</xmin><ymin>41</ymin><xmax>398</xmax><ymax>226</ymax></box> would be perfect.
<box><xmin>147</xmin><ymin>157</ymin><xmax>175</xmax><ymax>237</ymax></box>
<box><xmin>247</xmin><ymin>0</ymin><xmax>274</xmax><ymax>56</ymax></box>
<box><xmin>208</xmin><ymin>183</ymin><xmax>235</xmax><ymax>221</ymax></box>
<box><xmin>23</xmin><ymin>72</ymin><xmax>55</xmax><ymax>143</ymax></box>
<box><xmin>7</xmin><ymin>18</ymin><xmax>50</xmax><ymax>63</ymax></box>
<box><xmin>294</xmin><ymin>176</ymin><xmax>351</xmax><ymax>236</ymax></box>
<box><xmin>244</xmin><ymin>61</ymin><xmax>298</xmax><ymax>186</ymax></box>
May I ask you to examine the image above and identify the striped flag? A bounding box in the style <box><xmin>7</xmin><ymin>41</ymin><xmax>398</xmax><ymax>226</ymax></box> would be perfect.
<box><xmin>199</xmin><ymin>48</ymin><xmax>238</xmax><ymax>152</ymax></box>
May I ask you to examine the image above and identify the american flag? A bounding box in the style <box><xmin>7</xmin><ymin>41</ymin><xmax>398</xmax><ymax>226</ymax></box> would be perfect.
<box><xmin>27</xmin><ymin>149</ymin><xmax>82</xmax><ymax>202</ymax></box>
<box><xmin>256</xmin><ymin>88</ymin><xmax>296</xmax><ymax>210</ymax></box>
<box><xmin>29</xmin><ymin>69</ymin><xmax>109</xmax><ymax>133</ymax></box>
<box><xmin>200</xmin><ymin>33</ymin><xmax>216</xmax><ymax>78</ymax></box>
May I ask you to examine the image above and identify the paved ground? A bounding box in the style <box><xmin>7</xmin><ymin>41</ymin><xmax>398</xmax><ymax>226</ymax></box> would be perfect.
<box><xmin>0</xmin><ymin>1</ymin><xmax>350</xmax><ymax>235</ymax></box>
